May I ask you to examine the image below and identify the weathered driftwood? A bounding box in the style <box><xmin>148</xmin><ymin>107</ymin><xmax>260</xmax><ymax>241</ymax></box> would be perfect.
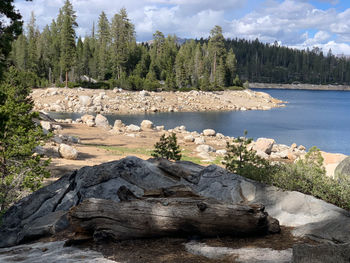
<box><xmin>68</xmin><ymin>197</ymin><xmax>280</xmax><ymax>243</ymax></box>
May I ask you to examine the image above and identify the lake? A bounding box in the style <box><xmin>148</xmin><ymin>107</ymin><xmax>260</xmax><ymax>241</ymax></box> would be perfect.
<box><xmin>48</xmin><ymin>89</ymin><xmax>350</xmax><ymax>155</ymax></box>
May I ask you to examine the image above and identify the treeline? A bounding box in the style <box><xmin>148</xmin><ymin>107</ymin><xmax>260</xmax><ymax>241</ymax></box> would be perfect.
<box><xmin>9</xmin><ymin>0</ymin><xmax>241</xmax><ymax>91</ymax></box>
<box><xmin>224</xmin><ymin>39</ymin><xmax>350</xmax><ymax>84</ymax></box>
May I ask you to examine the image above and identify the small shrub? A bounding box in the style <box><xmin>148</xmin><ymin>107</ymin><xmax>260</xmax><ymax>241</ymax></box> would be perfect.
<box><xmin>223</xmin><ymin>131</ymin><xmax>274</xmax><ymax>182</ymax></box>
<box><xmin>152</xmin><ymin>133</ymin><xmax>182</xmax><ymax>161</ymax></box>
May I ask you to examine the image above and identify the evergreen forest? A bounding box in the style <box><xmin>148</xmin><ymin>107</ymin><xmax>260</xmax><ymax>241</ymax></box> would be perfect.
<box><xmin>8</xmin><ymin>0</ymin><xmax>350</xmax><ymax>91</ymax></box>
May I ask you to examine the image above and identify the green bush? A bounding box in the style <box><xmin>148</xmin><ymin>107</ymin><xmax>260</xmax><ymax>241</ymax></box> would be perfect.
<box><xmin>223</xmin><ymin>134</ymin><xmax>350</xmax><ymax>211</ymax></box>
<box><xmin>271</xmin><ymin>147</ymin><xmax>350</xmax><ymax>210</ymax></box>
<box><xmin>144</xmin><ymin>78</ymin><xmax>161</xmax><ymax>91</ymax></box>
<box><xmin>128</xmin><ymin>75</ymin><xmax>144</xmax><ymax>91</ymax></box>
<box><xmin>152</xmin><ymin>133</ymin><xmax>182</xmax><ymax>161</ymax></box>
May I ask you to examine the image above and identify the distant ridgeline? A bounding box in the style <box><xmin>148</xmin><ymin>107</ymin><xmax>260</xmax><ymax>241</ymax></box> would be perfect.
<box><xmin>225</xmin><ymin>39</ymin><xmax>350</xmax><ymax>85</ymax></box>
<box><xmin>9</xmin><ymin>0</ymin><xmax>350</xmax><ymax>90</ymax></box>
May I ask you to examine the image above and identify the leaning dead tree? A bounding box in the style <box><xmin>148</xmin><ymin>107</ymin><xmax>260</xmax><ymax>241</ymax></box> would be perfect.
<box><xmin>68</xmin><ymin>186</ymin><xmax>280</xmax><ymax>243</ymax></box>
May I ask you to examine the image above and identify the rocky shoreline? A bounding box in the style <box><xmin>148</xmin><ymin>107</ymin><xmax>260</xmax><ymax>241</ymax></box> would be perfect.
<box><xmin>31</xmin><ymin>87</ymin><xmax>285</xmax><ymax>114</ymax></box>
<box><xmin>38</xmin><ymin>113</ymin><xmax>347</xmax><ymax>179</ymax></box>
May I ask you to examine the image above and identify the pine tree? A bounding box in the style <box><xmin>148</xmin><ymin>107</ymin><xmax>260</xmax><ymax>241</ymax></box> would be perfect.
<box><xmin>0</xmin><ymin>0</ymin><xmax>23</xmax><ymax>78</ymax></box>
<box><xmin>37</xmin><ymin>25</ymin><xmax>52</xmax><ymax>80</ymax></box>
<box><xmin>0</xmin><ymin>67</ymin><xmax>50</xmax><ymax>212</ymax></box>
<box><xmin>27</xmin><ymin>12</ymin><xmax>39</xmax><ymax>74</ymax></box>
<box><xmin>226</xmin><ymin>48</ymin><xmax>237</xmax><ymax>86</ymax></box>
<box><xmin>110</xmin><ymin>8</ymin><xmax>135</xmax><ymax>79</ymax></box>
<box><xmin>49</xmin><ymin>19</ymin><xmax>61</xmax><ymax>83</ymax></box>
<box><xmin>59</xmin><ymin>0</ymin><xmax>77</xmax><ymax>87</ymax></box>
<box><xmin>208</xmin><ymin>25</ymin><xmax>226</xmax><ymax>85</ymax></box>
<box><xmin>11</xmin><ymin>34</ymin><xmax>28</xmax><ymax>71</ymax></box>
<box><xmin>97</xmin><ymin>11</ymin><xmax>110</xmax><ymax>80</ymax></box>
<box><xmin>152</xmin><ymin>133</ymin><xmax>182</xmax><ymax>161</ymax></box>
<box><xmin>75</xmin><ymin>36</ymin><xmax>84</xmax><ymax>80</ymax></box>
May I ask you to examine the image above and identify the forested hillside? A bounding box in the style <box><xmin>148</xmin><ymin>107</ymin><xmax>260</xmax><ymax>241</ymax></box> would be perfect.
<box><xmin>225</xmin><ymin>39</ymin><xmax>350</xmax><ymax>84</ymax></box>
<box><xmin>9</xmin><ymin>0</ymin><xmax>350</xmax><ymax>90</ymax></box>
<box><xmin>9</xmin><ymin>0</ymin><xmax>241</xmax><ymax>91</ymax></box>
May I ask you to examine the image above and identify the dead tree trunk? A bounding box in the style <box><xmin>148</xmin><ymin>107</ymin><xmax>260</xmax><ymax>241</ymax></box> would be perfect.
<box><xmin>69</xmin><ymin>197</ymin><xmax>279</xmax><ymax>243</ymax></box>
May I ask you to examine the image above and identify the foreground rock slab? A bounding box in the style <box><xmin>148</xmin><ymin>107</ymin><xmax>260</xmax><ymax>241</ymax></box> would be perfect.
<box><xmin>0</xmin><ymin>241</ymin><xmax>115</xmax><ymax>263</ymax></box>
<box><xmin>292</xmin><ymin>243</ymin><xmax>350</xmax><ymax>263</ymax></box>
<box><xmin>1</xmin><ymin>156</ymin><xmax>350</xmax><ymax>249</ymax></box>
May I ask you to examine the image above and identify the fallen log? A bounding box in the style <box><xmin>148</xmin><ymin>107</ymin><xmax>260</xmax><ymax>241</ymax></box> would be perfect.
<box><xmin>68</xmin><ymin>197</ymin><xmax>280</xmax><ymax>243</ymax></box>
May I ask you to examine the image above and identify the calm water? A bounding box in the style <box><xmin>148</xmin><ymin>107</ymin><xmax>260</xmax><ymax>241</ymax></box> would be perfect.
<box><xmin>49</xmin><ymin>89</ymin><xmax>350</xmax><ymax>155</ymax></box>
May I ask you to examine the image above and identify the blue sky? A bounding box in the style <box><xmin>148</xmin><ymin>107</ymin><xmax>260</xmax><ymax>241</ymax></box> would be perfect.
<box><xmin>14</xmin><ymin>0</ymin><xmax>350</xmax><ymax>55</ymax></box>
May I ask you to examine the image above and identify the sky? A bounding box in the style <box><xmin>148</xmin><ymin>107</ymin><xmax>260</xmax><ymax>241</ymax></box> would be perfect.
<box><xmin>13</xmin><ymin>0</ymin><xmax>350</xmax><ymax>55</ymax></box>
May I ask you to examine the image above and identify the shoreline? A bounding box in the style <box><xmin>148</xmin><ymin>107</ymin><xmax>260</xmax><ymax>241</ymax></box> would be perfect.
<box><xmin>250</xmin><ymin>82</ymin><xmax>350</xmax><ymax>91</ymax></box>
<box><xmin>31</xmin><ymin>87</ymin><xmax>285</xmax><ymax>115</ymax></box>
<box><xmin>40</xmin><ymin>114</ymin><xmax>347</xmax><ymax>180</ymax></box>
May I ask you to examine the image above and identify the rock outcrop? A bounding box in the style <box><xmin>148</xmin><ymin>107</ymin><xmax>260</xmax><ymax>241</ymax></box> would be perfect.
<box><xmin>1</xmin><ymin>156</ymin><xmax>350</xmax><ymax>249</ymax></box>
<box><xmin>31</xmin><ymin>88</ymin><xmax>285</xmax><ymax>114</ymax></box>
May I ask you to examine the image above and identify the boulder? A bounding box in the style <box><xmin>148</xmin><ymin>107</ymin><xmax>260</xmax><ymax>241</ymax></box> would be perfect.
<box><xmin>203</xmin><ymin>129</ymin><xmax>216</xmax><ymax>136</ymax></box>
<box><xmin>40</xmin><ymin>121</ymin><xmax>52</xmax><ymax>134</ymax></box>
<box><xmin>52</xmin><ymin>124</ymin><xmax>62</xmax><ymax>131</ymax></box>
<box><xmin>113</xmin><ymin>120</ymin><xmax>125</xmax><ymax>129</ymax></box>
<box><xmin>216</xmin><ymin>133</ymin><xmax>225</xmax><ymax>139</ymax></box>
<box><xmin>194</xmin><ymin>137</ymin><xmax>206</xmax><ymax>145</ymax></box>
<box><xmin>270</xmin><ymin>150</ymin><xmax>289</xmax><ymax>159</ymax></box>
<box><xmin>139</xmin><ymin>90</ymin><xmax>149</xmax><ymax>97</ymax></box>
<box><xmin>334</xmin><ymin>156</ymin><xmax>350</xmax><ymax>180</ymax></box>
<box><xmin>321</xmin><ymin>151</ymin><xmax>347</xmax><ymax>178</ymax></box>
<box><xmin>81</xmin><ymin>114</ymin><xmax>95</xmax><ymax>127</ymax></box>
<box><xmin>253</xmin><ymin>138</ymin><xmax>275</xmax><ymax>154</ymax></box>
<box><xmin>34</xmin><ymin>145</ymin><xmax>60</xmax><ymax>158</ymax></box>
<box><xmin>156</xmin><ymin>125</ymin><xmax>164</xmax><ymax>131</ymax></box>
<box><xmin>140</xmin><ymin>120</ymin><xmax>154</xmax><ymax>130</ymax></box>
<box><xmin>58</xmin><ymin>144</ymin><xmax>78</xmax><ymax>160</ymax></box>
<box><xmin>95</xmin><ymin>114</ymin><xmax>110</xmax><ymax>129</ymax></box>
<box><xmin>184</xmin><ymin>135</ymin><xmax>195</xmax><ymax>142</ymax></box>
<box><xmin>126</xmin><ymin>124</ymin><xmax>141</xmax><ymax>132</ymax></box>
<box><xmin>298</xmin><ymin>145</ymin><xmax>306</xmax><ymax>151</ymax></box>
<box><xmin>196</xmin><ymin>145</ymin><xmax>216</xmax><ymax>153</ymax></box>
<box><xmin>256</xmin><ymin>150</ymin><xmax>269</xmax><ymax>159</ymax></box>
<box><xmin>216</xmin><ymin>149</ymin><xmax>227</xmax><ymax>156</ymax></box>
<box><xmin>150</xmin><ymin>106</ymin><xmax>158</xmax><ymax>112</ymax></box>
<box><xmin>79</xmin><ymin>95</ymin><xmax>92</xmax><ymax>107</ymax></box>
<box><xmin>272</xmin><ymin>144</ymin><xmax>289</xmax><ymax>153</ymax></box>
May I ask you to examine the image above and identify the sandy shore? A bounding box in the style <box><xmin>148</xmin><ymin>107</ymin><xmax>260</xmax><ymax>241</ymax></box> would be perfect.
<box><xmin>31</xmin><ymin>87</ymin><xmax>285</xmax><ymax>114</ymax></box>
<box><xmin>41</xmin><ymin>116</ymin><xmax>347</xmax><ymax>182</ymax></box>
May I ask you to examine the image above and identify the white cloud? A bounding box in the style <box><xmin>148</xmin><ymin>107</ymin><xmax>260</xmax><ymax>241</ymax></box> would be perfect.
<box><xmin>13</xmin><ymin>0</ymin><xmax>350</xmax><ymax>54</ymax></box>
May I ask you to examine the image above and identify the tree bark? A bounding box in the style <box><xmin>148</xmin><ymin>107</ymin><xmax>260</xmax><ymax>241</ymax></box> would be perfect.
<box><xmin>68</xmin><ymin>197</ymin><xmax>279</xmax><ymax>243</ymax></box>
<box><xmin>65</xmin><ymin>71</ymin><xmax>68</xmax><ymax>88</ymax></box>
